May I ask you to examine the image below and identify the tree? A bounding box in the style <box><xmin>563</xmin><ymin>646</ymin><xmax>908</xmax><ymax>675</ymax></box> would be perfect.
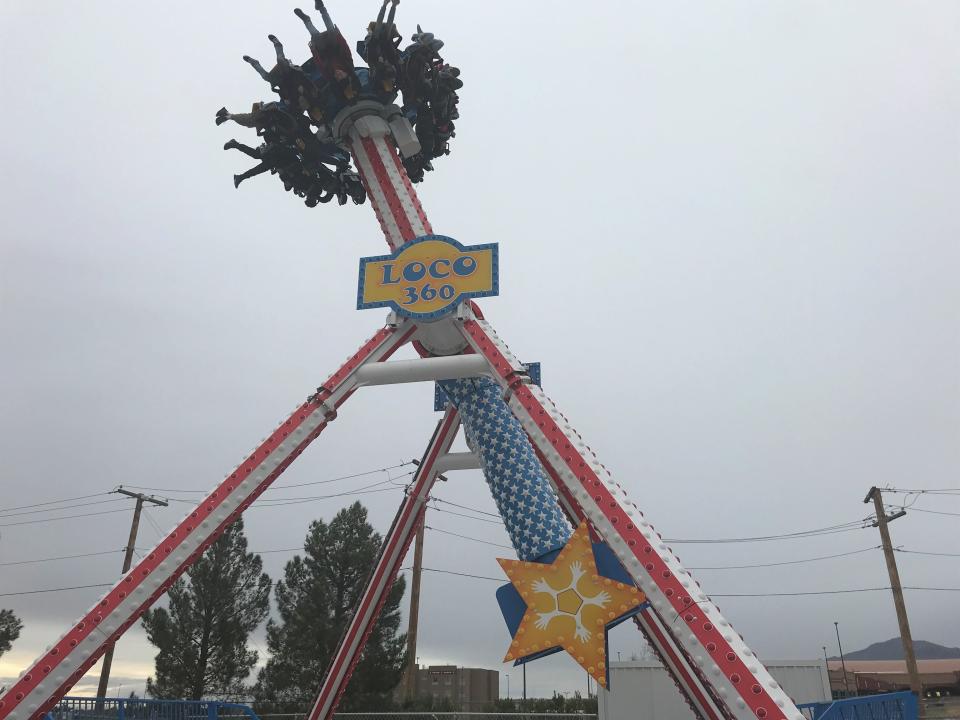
<box><xmin>254</xmin><ymin>502</ymin><xmax>406</xmax><ymax>711</ymax></box>
<box><xmin>142</xmin><ymin>519</ymin><xmax>271</xmax><ymax>700</ymax></box>
<box><xmin>0</xmin><ymin>609</ymin><xmax>23</xmax><ymax>659</ymax></box>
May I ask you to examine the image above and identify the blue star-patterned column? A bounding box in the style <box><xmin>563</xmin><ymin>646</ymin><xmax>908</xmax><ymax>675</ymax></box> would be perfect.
<box><xmin>439</xmin><ymin>377</ymin><xmax>572</xmax><ymax>560</ymax></box>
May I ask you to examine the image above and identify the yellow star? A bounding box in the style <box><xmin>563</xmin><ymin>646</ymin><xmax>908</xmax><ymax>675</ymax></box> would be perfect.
<box><xmin>497</xmin><ymin>523</ymin><xmax>646</xmax><ymax>688</ymax></box>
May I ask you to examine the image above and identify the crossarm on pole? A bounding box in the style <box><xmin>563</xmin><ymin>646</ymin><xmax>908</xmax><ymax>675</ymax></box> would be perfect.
<box><xmin>0</xmin><ymin>322</ymin><xmax>417</xmax><ymax>720</ymax></box>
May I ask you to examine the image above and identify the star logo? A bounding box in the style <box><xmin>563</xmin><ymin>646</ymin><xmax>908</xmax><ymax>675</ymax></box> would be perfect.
<box><xmin>496</xmin><ymin>523</ymin><xmax>646</xmax><ymax>687</ymax></box>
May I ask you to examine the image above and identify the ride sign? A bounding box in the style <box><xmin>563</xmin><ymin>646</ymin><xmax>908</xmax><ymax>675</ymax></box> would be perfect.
<box><xmin>357</xmin><ymin>235</ymin><xmax>499</xmax><ymax>319</ymax></box>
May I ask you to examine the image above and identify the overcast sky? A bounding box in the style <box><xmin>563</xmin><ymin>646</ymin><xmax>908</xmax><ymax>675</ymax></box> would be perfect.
<box><xmin>1</xmin><ymin>0</ymin><xmax>958</xmax><ymax>703</ymax></box>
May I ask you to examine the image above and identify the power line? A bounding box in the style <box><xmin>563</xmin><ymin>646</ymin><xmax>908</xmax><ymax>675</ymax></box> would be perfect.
<box><xmin>0</xmin><ymin>493</ymin><xmax>112</xmax><ymax>514</ymax></box>
<box><xmin>0</xmin><ymin>583</ymin><xmax>114</xmax><ymax>597</ymax></box>
<box><xmin>429</xmin><ymin>505</ymin><xmax>503</xmax><ymax>525</ymax></box>
<box><xmin>0</xmin><ymin>497</ymin><xmax>130</xmax><ymax>519</ymax></box>
<box><xmin>430</xmin><ymin>498</ymin><xmax>501</xmax><ymax>518</ymax></box>
<box><xmin>884</xmin><ymin>487</ymin><xmax>960</xmax><ymax>495</ymax></box>
<box><xmin>896</xmin><ymin>548</ymin><xmax>960</xmax><ymax>558</ymax></box>
<box><xmin>121</xmin><ymin>462</ymin><xmax>415</xmax><ymax>495</ymax></box>
<box><xmin>0</xmin><ymin>550</ymin><xmax>124</xmax><ymax>567</ymax></box>
<box><xmin>399</xmin><ymin>568</ymin><xmax>960</xmax><ymax>596</ymax></box>
<box><xmin>425</xmin><ymin>525</ymin><xmax>513</xmax><ymax>549</ymax></box>
<box><xmin>0</xmin><ymin>507</ymin><xmax>134</xmax><ymax>528</ymax></box>
<box><xmin>689</xmin><ymin>546</ymin><xmax>880</xmax><ymax>570</ymax></box>
<box><xmin>910</xmin><ymin>508</ymin><xmax>960</xmax><ymax>518</ymax></box>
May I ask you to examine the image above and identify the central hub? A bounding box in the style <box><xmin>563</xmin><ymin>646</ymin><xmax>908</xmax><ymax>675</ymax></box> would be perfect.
<box><xmin>557</xmin><ymin>588</ymin><xmax>583</xmax><ymax>615</ymax></box>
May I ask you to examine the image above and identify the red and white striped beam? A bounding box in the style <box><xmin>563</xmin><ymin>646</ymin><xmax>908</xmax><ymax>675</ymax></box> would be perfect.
<box><xmin>308</xmin><ymin>409</ymin><xmax>461</xmax><ymax>720</ymax></box>
<box><xmin>0</xmin><ymin>322</ymin><xmax>417</xmax><ymax>720</ymax></box>
<box><xmin>531</xmin><ymin>444</ymin><xmax>728</xmax><ymax>720</ymax></box>
<box><xmin>345</xmin><ymin>116</ymin><xmax>432</xmax><ymax>251</ymax></box>
<box><xmin>456</xmin><ymin>315</ymin><xmax>803</xmax><ymax>720</ymax></box>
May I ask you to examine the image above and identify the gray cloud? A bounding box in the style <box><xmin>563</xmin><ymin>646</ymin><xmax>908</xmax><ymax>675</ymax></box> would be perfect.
<box><xmin>1</xmin><ymin>0</ymin><xmax>958</xmax><ymax>701</ymax></box>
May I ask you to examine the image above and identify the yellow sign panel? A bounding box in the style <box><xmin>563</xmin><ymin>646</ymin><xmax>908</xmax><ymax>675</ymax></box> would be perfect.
<box><xmin>357</xmin><ymin>235</ymin><xmax>499</xmax><ymax>319</ymax></box>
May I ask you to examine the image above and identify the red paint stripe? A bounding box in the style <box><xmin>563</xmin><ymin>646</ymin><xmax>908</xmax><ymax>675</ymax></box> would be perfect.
<box><xmin>462</xmin><ymin>320</ymin><xmax>787</xmax><ymax>720</ymax></box>
<box><xmin>349</xmin><ymin>138</ymin><xmax>399</xmax><ymax>248</ymax></box>
<box><xmin>384</xmin><ymin>139</ymin><xmax>433</xmax><ymax>234</ymax></box>
<box><xmin>360</xmin><ymin>137</ymin><xmax>416</xmax><ymax>243</ymax></box>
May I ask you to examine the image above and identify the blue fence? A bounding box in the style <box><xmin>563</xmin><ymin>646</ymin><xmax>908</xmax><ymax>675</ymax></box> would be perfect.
<box><xmin>47</xmin><ymin>697</ymin><xmax>260</xmax><ymax>720</ymax></box>
<box><xmin>798</xmin><ymin>691</ymin><xmax>919</xmax><ymax>720</ymax></box>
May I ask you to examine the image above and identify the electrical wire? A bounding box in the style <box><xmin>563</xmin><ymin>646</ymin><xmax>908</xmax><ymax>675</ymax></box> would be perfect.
<box><xmin>425</xmin><ymin>525</ymin><xmax>513</xmax><ymax>549</ymax></box>
<box><xmin>896</xmin><ymin>548</ymin><xmax>960</xmax><ymax>558</ymax></box>
<box><xmin>0</xmin><ymin>507</ymin><xmax>134</xmax><ymax>528</ymax></box>
<box><xmin>0</xmin><ymin>583</ymin><xmax>114</xmax><ymax>597</ymax></box>
<box><xmin>0</xmin><ymin>492</ymin><xmax>113</xmax><ymax>514</ymax></box>
<box><xmin>429</xmin><ymin>501</ymin><xmax>875</xmax><ymax>543</ymax></box>
<box><xmin>0</xmin><ymin>549</ymin><xmax>124</xmax><ymax>567</ymax></box>
<box><xmin>120</xmin><ymin>462</ymin><xmax>415</xmax><ymax>495</ymax></box>
<box><xmin>909</xmin><ymin>508</ymin><xmax>960</xmax><ymax>518</ymax></box>
<box><xmin>688</xmin><ymin>546</ymin><xmax>881</xmax><ymax>570</ymax></box>
<box><xmin>428</xmin><ymin>505</ymin><xmax>503</xmax><ymax>525</ymax></box>
<box><xmin>0</xmin><ymin>497</ymin><xmax>130</xmax><ymax>518</ymax></box>
<box><xmin>398</xmin><ymin>568</ymin><xmax>960</xmax><ymax>596</ymax></box>
<box><xmin>430</xmin><ymin>498</ymin><xmax>501</xmax><ymax>518</ymax></box>
<box><xmin>884</xmin><ymin>487</ymin><xmax>960</xmax><ymax>495</ymax></box>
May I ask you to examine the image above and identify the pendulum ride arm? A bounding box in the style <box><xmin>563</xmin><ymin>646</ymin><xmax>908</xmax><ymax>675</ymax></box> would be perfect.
<box><xmin>342</xmin><ymin>114</ymin><xmax>432</xmax><ymax>251</ymax></box>
<box><xmin>307</xmin><ymin>409</ymin><xmax>461</xmax><ymax>720</ymax></box>
<box><xmin>455</xmin><ymin>315</ymin><xmax>803</xmax><ymax>720</ymax></box>
<box><xmin>326</xmin><ymin>110</ymin><xmax>763</xmax><ymax>720</ymax></box>
<box><xmin>0</xmin><ymin>322</ymin><xmax>417</xmax><ymax>720</ymax></box>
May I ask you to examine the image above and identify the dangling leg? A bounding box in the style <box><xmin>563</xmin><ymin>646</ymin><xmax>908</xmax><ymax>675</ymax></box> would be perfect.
<box><xmin>294</xmin><ymin>8</ymin><xmax>322</xmax><ymax>44</ymax></box>
<box><xmin>315</xmin><ymin>0</ymin><xmax>335</xmax><ymax>31</ymax></box>
<box><xmin>385</xmin><ymin>0</ymin><xmax>399</xmax><ymax>32</ymax></box>
<box><xmin>233</xmin><ymin>161</ymin><xmax>271</xmax><ymax>188</ymax></box>
<box><xmin>373</xmin><ymin>0</ymin><xmax>389</xmax><ymax>36</ymax></box>
<box><xmin>223</xmin><ymin>139</ymin><xmax>261</xmax><ymax>159</ymax></box>
<box><xmin>268</xmin><ymin>34</ymin><xmax>288</xmax><ymax>65</ymax></box>
<box><xmin>243</xmin><ymin>55</ymin><xmax>272</xmax><ymax>83</ymax></box>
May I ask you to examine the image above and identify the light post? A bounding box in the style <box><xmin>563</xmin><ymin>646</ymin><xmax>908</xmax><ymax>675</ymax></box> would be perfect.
<box><xmin>506</xmin><ymin>674</ymin><xmax>510</xmax><ymax>700</ymax></box>
<box><xmin>834</xmin><ymin>622</ymin><xmax>853</xmax><ymax>697</ymax></box>
<box><xmin>822</xmin><ymin>646</ymin><xmax>832</xmax><ymax>699</ymax></box>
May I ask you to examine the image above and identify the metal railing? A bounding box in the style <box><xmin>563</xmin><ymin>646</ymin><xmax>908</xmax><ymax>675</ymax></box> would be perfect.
<box><xmin>47</xmin><ymin>697</ymin><xmax>260</xmax><ymax>720</ymax></box>
<box><xmin>798</xmin><ymin>692</ymin><xmax>919</xmax><ymax>720</ymax></box>
<box><xmin>257</xmin><ymin>714</ymin><xmax>597</xmax><ymax>720</ymax></box>
<box><xmin>48</xmin><ymin>701</ymin><xmax>597</xmax><ymax>720</ymax></box>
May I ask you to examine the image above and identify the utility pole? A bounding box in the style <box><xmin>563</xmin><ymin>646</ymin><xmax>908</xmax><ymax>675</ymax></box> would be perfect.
<box><xmin>522</xmin><ymin>662</ymin><xmax>526</xmax><ymax>701</ymax></box>
<box><xmin>834</xmin><ymin>622</ymin><xmax>852</xmax><ymax>697</ymax></box>
<box><xmin>96</xmin><ymin>487</ymin><xmax>167</xmax><ymax>701</ymax></box>
<box><xmin>403</xmin><ymin>514</ymin><xmax>426</xmax><ymax>701</ymax></box>
<box><xmin>865</xmin><ymin>486</ymin><xmax>924</xmax><ymax>714</ymax></box>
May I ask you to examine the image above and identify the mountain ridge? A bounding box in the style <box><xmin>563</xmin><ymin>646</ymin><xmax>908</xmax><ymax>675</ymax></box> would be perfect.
<box><xmin>831</xmin><ymin>638</ymin><xmax>960</xmax><ymax>661</ymax></box>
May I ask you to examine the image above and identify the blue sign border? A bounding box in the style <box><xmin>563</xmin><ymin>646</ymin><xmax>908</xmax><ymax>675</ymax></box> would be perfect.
<box><xmin>356</xmin><ymin>234</ymin><xmax>500</xmax><ymax>320</ymax></box>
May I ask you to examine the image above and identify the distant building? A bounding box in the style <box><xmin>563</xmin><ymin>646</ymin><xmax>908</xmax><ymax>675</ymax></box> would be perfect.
<box><xmin>600</xmin><ymin>660</ymin><xmax>831</xmax><ymax>720</ymax></box>
<box><xmin>827</xmin><ymin>660</ymin><xmax>960</xmax><ymax>697</ymax></box>
<box><xmin>410</xmin><ymin>665</ymin><xmax>499</xmax><ymax>710</ymax></box>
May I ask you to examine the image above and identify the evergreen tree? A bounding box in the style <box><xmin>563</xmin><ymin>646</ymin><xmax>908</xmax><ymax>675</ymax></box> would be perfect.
<box><xmin>0</xmin><ymin>609</ymin><xmax>22</xmax><ymax>659</ymax></box>
<box><xmin>254</xmin><ymin>502</ymin><xmax>406</xmax><ymax>711</ymax></box>
<box><xmin>142</xmin><ymin>519</ymin><xmax>271</xmax><ymax>700</ymax></box>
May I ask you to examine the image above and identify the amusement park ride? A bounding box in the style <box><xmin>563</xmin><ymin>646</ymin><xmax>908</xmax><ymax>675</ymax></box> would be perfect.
<box><xmin>0</xmin><ymin>4</ymin><xmax>807</xmax><ymax>720</ymax></box>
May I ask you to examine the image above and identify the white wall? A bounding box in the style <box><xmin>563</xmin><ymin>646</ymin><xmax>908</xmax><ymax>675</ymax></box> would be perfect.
<box><xmin>599</xmin><ymin>660</ymin><xmax>831</xmax><ymax>720</ymax></box>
